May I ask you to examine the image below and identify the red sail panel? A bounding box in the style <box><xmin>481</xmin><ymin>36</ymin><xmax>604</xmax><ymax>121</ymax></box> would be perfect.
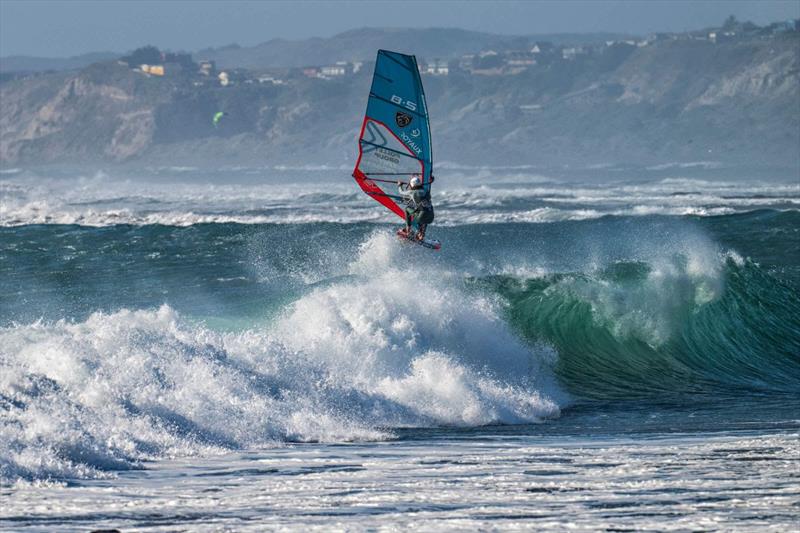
<box><xmin>353</xmin><ymin>117</ymin><xmax>424</xmax><ymax>219</ymax></box>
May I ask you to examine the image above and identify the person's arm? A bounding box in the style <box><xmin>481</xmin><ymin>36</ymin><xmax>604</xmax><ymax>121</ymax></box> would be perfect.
<box><xmin>397</xmin><ymin>181</ymin><xmax>412</xmax><ymax>199</ymax></box>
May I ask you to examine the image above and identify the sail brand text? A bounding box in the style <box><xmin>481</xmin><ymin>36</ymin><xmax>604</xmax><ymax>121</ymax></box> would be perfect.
<box><xmin>401</xmin><ymin>132</ymin><xmax>422</xmax><ymax>155</ymax></box>
<box><xmin>375</xmin><ymin>148</ymin><xmax>400</xmax><ymax>165</ymax></box>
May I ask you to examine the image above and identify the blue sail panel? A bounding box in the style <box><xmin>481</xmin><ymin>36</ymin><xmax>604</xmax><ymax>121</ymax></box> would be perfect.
<box><xmin>353</xmin><ymin>50</ymin><xmax>433</xmax><ymax>218</ymax></box>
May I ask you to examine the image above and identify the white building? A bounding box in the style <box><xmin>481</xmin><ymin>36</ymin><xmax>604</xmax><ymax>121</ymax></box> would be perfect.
<box><xmin>424</xmin><ymin>60</ymin><xmax>449</xmax><ymax>76</ymax></box>
<box><xmin>562</xmin><ymin>47</ymin><xmax>585</xmax><ymax>60</ymax></box>
<box><xmin>198</xmin><ymin>60</ymin><xmax>215</xmax><ymax>76</ymax></box>
<box><xmin>320</xmin><ymin>65</ymin><xmax>346</xmax><ymax>77</ymax></box>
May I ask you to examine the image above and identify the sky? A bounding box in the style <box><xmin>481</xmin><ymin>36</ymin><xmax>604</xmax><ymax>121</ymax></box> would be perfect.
<box><xmin>1</xmin><ymin>0</ymin><xmax>798</xmax><ymax>57</ymax></box>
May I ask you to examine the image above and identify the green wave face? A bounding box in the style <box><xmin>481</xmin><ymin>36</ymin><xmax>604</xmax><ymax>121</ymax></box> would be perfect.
<box><xmin>480</xmin><ymin>256</ymin><xmax>800</xmax><ymax>402</ymax></box>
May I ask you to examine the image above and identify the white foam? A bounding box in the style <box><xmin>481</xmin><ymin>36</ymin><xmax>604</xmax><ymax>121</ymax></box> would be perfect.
<box><xmin>547</xmin><ymin>234</ymin><xmax>728</xmax><ymax>348</ymax></box>
<box><xmin>13</xmin><ymin>432</ymin><xmax>799</xmax><ymax>529</ymax></box>
<box><xmin>646</xmin><ymin>161</ymin><xmax>724</xmax><ymax>171</ymax></box>
<box><xmin>1</xmin><ymin>174</ymin><xmax>797</xmax><ymax>227</ymax></box>
<box><xmin>0</xmin><ymin>233</ymin><xmax>562</xmax><ymax>482</ymax></box>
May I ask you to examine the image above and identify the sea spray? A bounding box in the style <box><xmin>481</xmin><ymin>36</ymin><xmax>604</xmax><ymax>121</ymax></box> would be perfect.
<box><xmin>2</xmin><ymin>174</ymin><xmax>797</xmax><ymax>227</ymax></box>
<box><xmin>0</xmin><ymin>233</ymin><xmax>562</xmax><ymax>482</ymax></box>
<box><xmin>486</xmin><ymin>254</ymin><xmax>800</xmax><ymax>400</ymax></box>
<box><xmin>274</xmin><ymin>232</ymin><xmax>563</xmax><ymax>425</ymax></box>
<box><xmin>2</xmin><ymin>187</ymin><xmax>799</xmax><ymax>483</ymax></box>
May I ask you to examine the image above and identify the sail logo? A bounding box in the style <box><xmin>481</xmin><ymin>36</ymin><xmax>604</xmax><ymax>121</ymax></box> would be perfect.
<box><xmin>395</xmin><ymin>112</ymin><xmax>412</xmax><ymax>128</ymax></box>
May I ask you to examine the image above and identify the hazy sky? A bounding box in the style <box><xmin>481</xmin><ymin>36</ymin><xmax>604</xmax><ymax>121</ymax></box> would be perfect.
<box><xmin>1</xmin><ymin>0</ymin><xmax>798</xmax><ymax>57</ymax></box>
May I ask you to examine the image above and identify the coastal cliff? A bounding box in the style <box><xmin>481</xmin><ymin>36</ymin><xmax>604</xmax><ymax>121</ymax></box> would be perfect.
<box><xmin>1</xmin><ymin>27</ymin><xmax>797</xmax><ymax>169</ymax></box>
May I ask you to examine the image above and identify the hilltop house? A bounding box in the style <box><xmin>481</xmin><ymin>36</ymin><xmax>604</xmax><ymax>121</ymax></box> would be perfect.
<box><xmin>198</xmin><ymin>60</ymin><xmax>215</xmax><ymax>76</ymax></box>
<box><xmin>423</xmin><ymin>59</ymin><xmax>449</xmax><ymax>75</ymax></box>
<box><xmin>562</xmin><ymin>47</ymin><xmax>586</xmax><ymax>60</ymax></box>
<box><xmin>505</xmin><ymin>51</ymin><xmax>536</xmax><ymax>74</ymax></box>
<box><xmin>320</xmin><ymin>62</ymin><xmax>347</xmax><ymax>77</ymax></box>
<box><xmin>140</xmin><ymin>64</ymin><xmax>164</xmax><ymax>76</ymax></box>
<box><xmin>531</xmin><ymin>42</ymin><xmax>555</xmax><ymax>54</ymax></box>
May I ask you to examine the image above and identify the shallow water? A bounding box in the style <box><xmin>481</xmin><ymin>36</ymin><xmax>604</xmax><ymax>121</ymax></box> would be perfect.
<box><xmin>4</xmin><ymin>430</ymin><xmax>798</xmax><ymax>531</ymax></box>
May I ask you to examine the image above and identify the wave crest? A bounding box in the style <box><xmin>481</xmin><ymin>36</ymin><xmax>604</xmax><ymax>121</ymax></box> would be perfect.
<box><xmin>483</xmin><ymin>254</ymin><xmax>800</xmax><ymax>400</ymax></box>
<box><xmin>0</xmin><ymin>236</ymin><xmax>562</xmax><ymax>482</ymax></box>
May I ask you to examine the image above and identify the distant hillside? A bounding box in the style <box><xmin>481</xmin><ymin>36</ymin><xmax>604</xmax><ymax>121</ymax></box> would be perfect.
<box><xmin>195</xmin><ymin>27</ymin><xmax>631</xmax><ymax>68</ymax></box>
<box><xmin>1</xmin><ymin>28</ymin><xmax>798</xmax><ymax>170</ymax></box>
<box><xmin>0</xmin><ymin>52</ymin><xmax>118</xmax><ymax>74</ymax></box>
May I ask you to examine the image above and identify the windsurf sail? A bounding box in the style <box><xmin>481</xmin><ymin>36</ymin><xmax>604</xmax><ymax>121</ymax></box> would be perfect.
<box><xmin>353</xmin><ymin>50</ymin><xmax>433</xmax><ymax>219</ymax></box>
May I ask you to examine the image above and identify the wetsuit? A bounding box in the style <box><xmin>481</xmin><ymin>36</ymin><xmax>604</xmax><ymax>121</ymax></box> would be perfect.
<box><xmin>398</xmin><ymin>183</ymin><xmax>434</xmax><ymax>237</ymax></box>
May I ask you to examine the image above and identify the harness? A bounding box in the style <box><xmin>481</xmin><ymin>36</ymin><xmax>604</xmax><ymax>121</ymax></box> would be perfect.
<box><xmin>408</xmin><ymin>188</ymin><xmax>432</xmax><ymax>213</ymax></box>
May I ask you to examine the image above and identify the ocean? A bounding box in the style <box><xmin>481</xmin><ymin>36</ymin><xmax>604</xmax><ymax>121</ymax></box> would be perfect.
<box><xmin>1</xmin><ymin>166</ymin><xmax>798</xmax><ymax>531</ymax></box>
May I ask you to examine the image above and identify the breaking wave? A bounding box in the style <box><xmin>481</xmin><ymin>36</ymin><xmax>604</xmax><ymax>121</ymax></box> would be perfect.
<box><xmin>484</xmin><ymin>253</ymin><xmax>800</xmax><ymax>401</ymax></box>
<box><xmin>2</xmin><ymin>191</ymin><xmax>798</xmax><ymax>484</ymax></box>
<box><xmin>0</xmin><ymin>233</ymin><xmax>562</xmax><ymax>483</ymax></box>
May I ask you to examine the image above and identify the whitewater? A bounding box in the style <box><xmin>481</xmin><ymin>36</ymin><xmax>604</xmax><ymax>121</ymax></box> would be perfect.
<box><xmin>1</xmin><ymin>168</ymin><xmax>799</xmax><ymax>531</ymax></box>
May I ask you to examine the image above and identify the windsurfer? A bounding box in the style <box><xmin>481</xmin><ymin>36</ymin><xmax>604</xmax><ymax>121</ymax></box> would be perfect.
<box><xmin>398</xmin><ymin>175</ymin><xmax>435</xmax><ymax>240</ymax></box>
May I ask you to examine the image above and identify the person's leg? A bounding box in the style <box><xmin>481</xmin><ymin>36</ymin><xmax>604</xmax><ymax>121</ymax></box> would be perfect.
<box><xmin>416</xmin><ymin>209</ymin><xmax>432</xmax><ymax>240</ymax></box>
<box><xmin>404</xmin><ymin>208</ymin><xmax>413</xmax><ymax>233</ymax></box>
